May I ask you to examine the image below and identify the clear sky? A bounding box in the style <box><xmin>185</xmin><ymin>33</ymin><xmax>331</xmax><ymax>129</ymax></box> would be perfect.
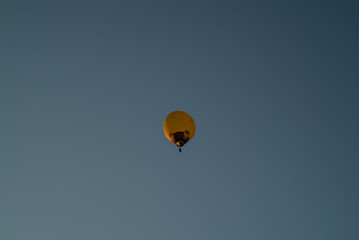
<box><xmin>1</xmin><ymin>0</ymin><xmax>359</xmax><ymax>239</ymax></box>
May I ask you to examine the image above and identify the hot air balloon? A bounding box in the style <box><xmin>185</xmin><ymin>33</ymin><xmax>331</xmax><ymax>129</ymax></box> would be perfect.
<box><xmin>163</xmin><ymin>111</ymin><xmax>196</xmax><ymax>152</ymax></box>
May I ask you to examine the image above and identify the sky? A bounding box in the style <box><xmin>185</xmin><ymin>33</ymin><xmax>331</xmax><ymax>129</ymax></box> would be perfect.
<box><xmin>1</xmin><ymin>0</ymin><xmax>359</xmax><ymax>239</ymax></box>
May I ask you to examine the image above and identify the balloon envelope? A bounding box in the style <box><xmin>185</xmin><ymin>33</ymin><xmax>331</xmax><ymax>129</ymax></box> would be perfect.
<box><xmin>163</xmin><ymin>111</ymin><xmax>196</xmax><ymax>148</ymax></box>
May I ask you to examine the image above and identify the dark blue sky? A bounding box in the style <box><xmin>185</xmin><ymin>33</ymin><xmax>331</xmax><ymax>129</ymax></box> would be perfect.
<box><xmin>1</xmin><ymin>1</ymin><xmax>359</xmax><ymax>239</ymax></box>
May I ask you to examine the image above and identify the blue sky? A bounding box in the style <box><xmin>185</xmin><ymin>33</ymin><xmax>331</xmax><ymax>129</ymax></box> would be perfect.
<box><xmin>1</xmin><ymin>1</ymin><xmax>359</xmax><ymax>239</ymax></box>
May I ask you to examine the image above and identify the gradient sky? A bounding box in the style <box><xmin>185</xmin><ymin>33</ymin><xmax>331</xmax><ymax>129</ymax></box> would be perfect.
<box><xmin>1</xmin><ymin>1</ymin><xmax>359</xmax><ymax>239</ymax></box>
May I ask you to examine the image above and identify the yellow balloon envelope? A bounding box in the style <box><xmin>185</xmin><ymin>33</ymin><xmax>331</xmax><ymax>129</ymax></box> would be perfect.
<box><xmin>164</xmin><ymin>111</ymin><xmax>196</xmax><ymax>151</ymax></box>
